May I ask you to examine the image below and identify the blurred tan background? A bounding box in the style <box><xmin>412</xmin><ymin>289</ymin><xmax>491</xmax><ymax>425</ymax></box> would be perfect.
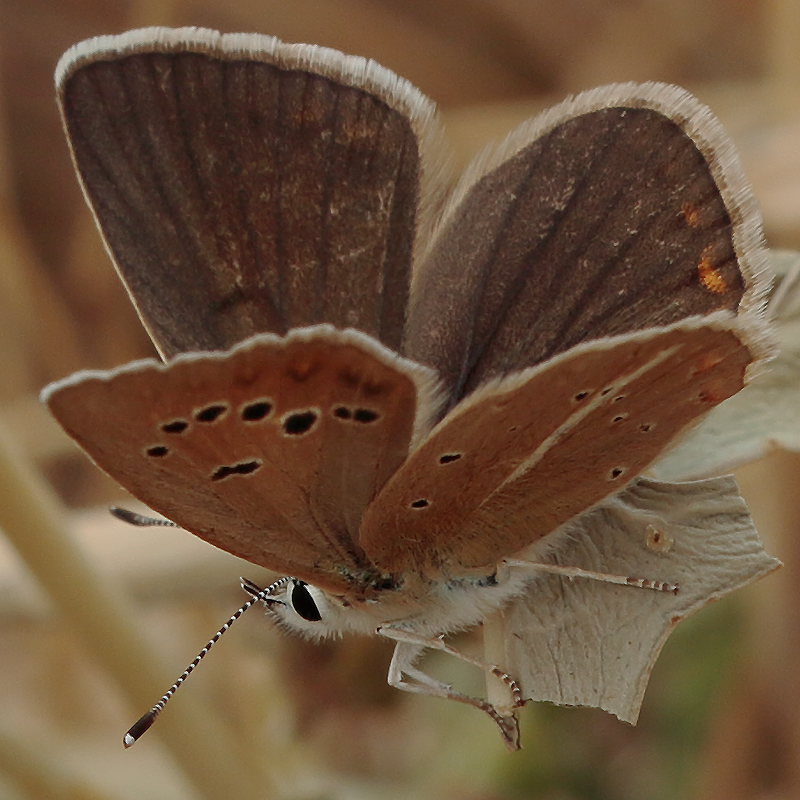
<box><xmin>0</xmin><ymin>1</ymin><xmax>799</xmax><ymax>799</ymax></box>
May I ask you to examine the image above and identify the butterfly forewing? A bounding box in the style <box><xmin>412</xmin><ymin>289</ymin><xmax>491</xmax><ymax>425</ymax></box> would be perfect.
<box><xmin>45</xmin><ymin>327</ymin><xmax>433</xmax><ymax>593</ymax></box>
<box><xmin>58</xmin><ymin>29</ymin><xmax>436</xmax><ymax>358</ymax></box>
<box><xmin>405</xmin><ymin>84</ymin><xmax>770</xmax><ymax>406</ymax></box>
<box><xmin>360</xmin><ymin>318</ymin><xmax>751</xmax><ymax>575</ymax></box>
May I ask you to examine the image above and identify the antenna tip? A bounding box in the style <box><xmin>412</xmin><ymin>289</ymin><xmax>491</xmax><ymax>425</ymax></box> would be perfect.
<box><xmin>123</xmin><ymin>709</ymin><xmax>159</xmax><ymax>748</ymax></box>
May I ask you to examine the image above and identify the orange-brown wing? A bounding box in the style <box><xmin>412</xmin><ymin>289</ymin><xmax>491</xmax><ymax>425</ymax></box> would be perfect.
<box><xmin>359</xmin><ymin>316</ymin><xmax>751</xmax><ymax>576</ymax></box>
<box><xmin>44</xmin><ymin>326</ymin><xmax>437</xmax><ymax>593</ymax></box>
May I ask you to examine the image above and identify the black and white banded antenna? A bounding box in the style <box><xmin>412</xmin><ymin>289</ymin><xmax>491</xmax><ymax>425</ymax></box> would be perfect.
<box><xmin>123</xmin><ymin>576</ymin><xmax>290</xmax><ymax>748</ymax></box>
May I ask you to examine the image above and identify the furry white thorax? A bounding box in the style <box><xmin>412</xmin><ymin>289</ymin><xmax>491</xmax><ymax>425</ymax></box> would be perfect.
<box><xmin>261</xmin><ymin>563</ymin><xmax>536</xmax><ymax>641</ymax></box>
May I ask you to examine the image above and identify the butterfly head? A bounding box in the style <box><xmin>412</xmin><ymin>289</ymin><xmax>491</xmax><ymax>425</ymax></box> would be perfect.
<box><xmin>257</xmin><ymin>576</ymin><xmax>380</xmax><ymax>640</ymax></box>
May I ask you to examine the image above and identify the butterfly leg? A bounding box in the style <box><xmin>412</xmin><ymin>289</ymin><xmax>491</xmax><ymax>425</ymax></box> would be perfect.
<box><xmin>503</xmin><ymin>558</ymin><xmax>679</xmax><ymax>593</ymax></box>
<box><xmin>378</xmin><ymin>627</ymin><xmax>522</xmax><ymax>751</ymax></box>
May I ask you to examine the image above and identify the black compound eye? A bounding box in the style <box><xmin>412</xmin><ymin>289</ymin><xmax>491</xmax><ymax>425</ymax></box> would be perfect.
<box><xmin>290</xmin><ymin>581</ymin><xmax>322</xmax><ymax>622</ymax></box>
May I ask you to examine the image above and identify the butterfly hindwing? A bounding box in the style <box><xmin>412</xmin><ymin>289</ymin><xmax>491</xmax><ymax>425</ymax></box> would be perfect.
<box><xmin>483</xmin><ymin>476</ymin><xmax>781</xmax><ymax>723</ymax></box>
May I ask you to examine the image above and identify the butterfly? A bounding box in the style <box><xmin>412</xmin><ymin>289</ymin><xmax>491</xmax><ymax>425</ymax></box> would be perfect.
<box><xmin>43</xmin><ymin>27</ymin><xmax>780</xmax><ymax>750</ymax></box>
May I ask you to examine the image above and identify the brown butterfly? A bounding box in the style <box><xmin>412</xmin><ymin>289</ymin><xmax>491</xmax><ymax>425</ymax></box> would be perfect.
<box><xmin>44</xmin><ymin>27</ymin><xmax>779</xmax><ymax>750</ymax></box>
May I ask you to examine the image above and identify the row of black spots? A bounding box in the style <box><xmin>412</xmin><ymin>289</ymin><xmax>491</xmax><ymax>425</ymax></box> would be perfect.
<box><xmin>332</xmin><ymin>406</ymin><xmax>380</xmax><ymax>424</ymax></box>
<box><xmin>211</xmin><ymin>460</ymin><xmax>263</xmax><ymax>481</ymax></box>
<box><xmin>156</xmin><ymin>401</ymin><xmax>379</xmax><ymax>445</ymax></box>
<box><xmin>157</xmin><ymin>398</ymin><xmax>275</xmax><ymax>436</ymax></box>
<box><xmin>193</xmin><ymin>399</ymin><xmax>276</xmax><ymax>424</ymax></box>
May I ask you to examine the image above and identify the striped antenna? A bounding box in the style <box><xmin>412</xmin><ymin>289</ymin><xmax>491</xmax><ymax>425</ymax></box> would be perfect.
<box><xmin>123</xmin><ymin>576</ymin><xmax>291</xmax><ymax>748</ymax></box>
<box><xmin>110</xmin><ymin>506</ymin><xmax>179</xmax><ymax>527</ymax></box>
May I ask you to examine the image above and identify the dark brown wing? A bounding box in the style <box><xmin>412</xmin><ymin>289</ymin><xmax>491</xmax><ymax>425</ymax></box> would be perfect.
<box><xmin>405</xmin><ymin>83</ymin><xmax>771</xmax><ymax>408</ymax></box>
<box><xmin>57</xmin><ymin>28</ymin><xmax>441</xmax><ymax>358</ymax></box>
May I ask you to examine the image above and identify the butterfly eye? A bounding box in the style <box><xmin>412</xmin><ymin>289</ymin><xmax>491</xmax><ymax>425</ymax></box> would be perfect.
<box><xmin>290</xmin><ymin>580</ymin><xmax>322</xmax><ymax>622</ymax></box>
